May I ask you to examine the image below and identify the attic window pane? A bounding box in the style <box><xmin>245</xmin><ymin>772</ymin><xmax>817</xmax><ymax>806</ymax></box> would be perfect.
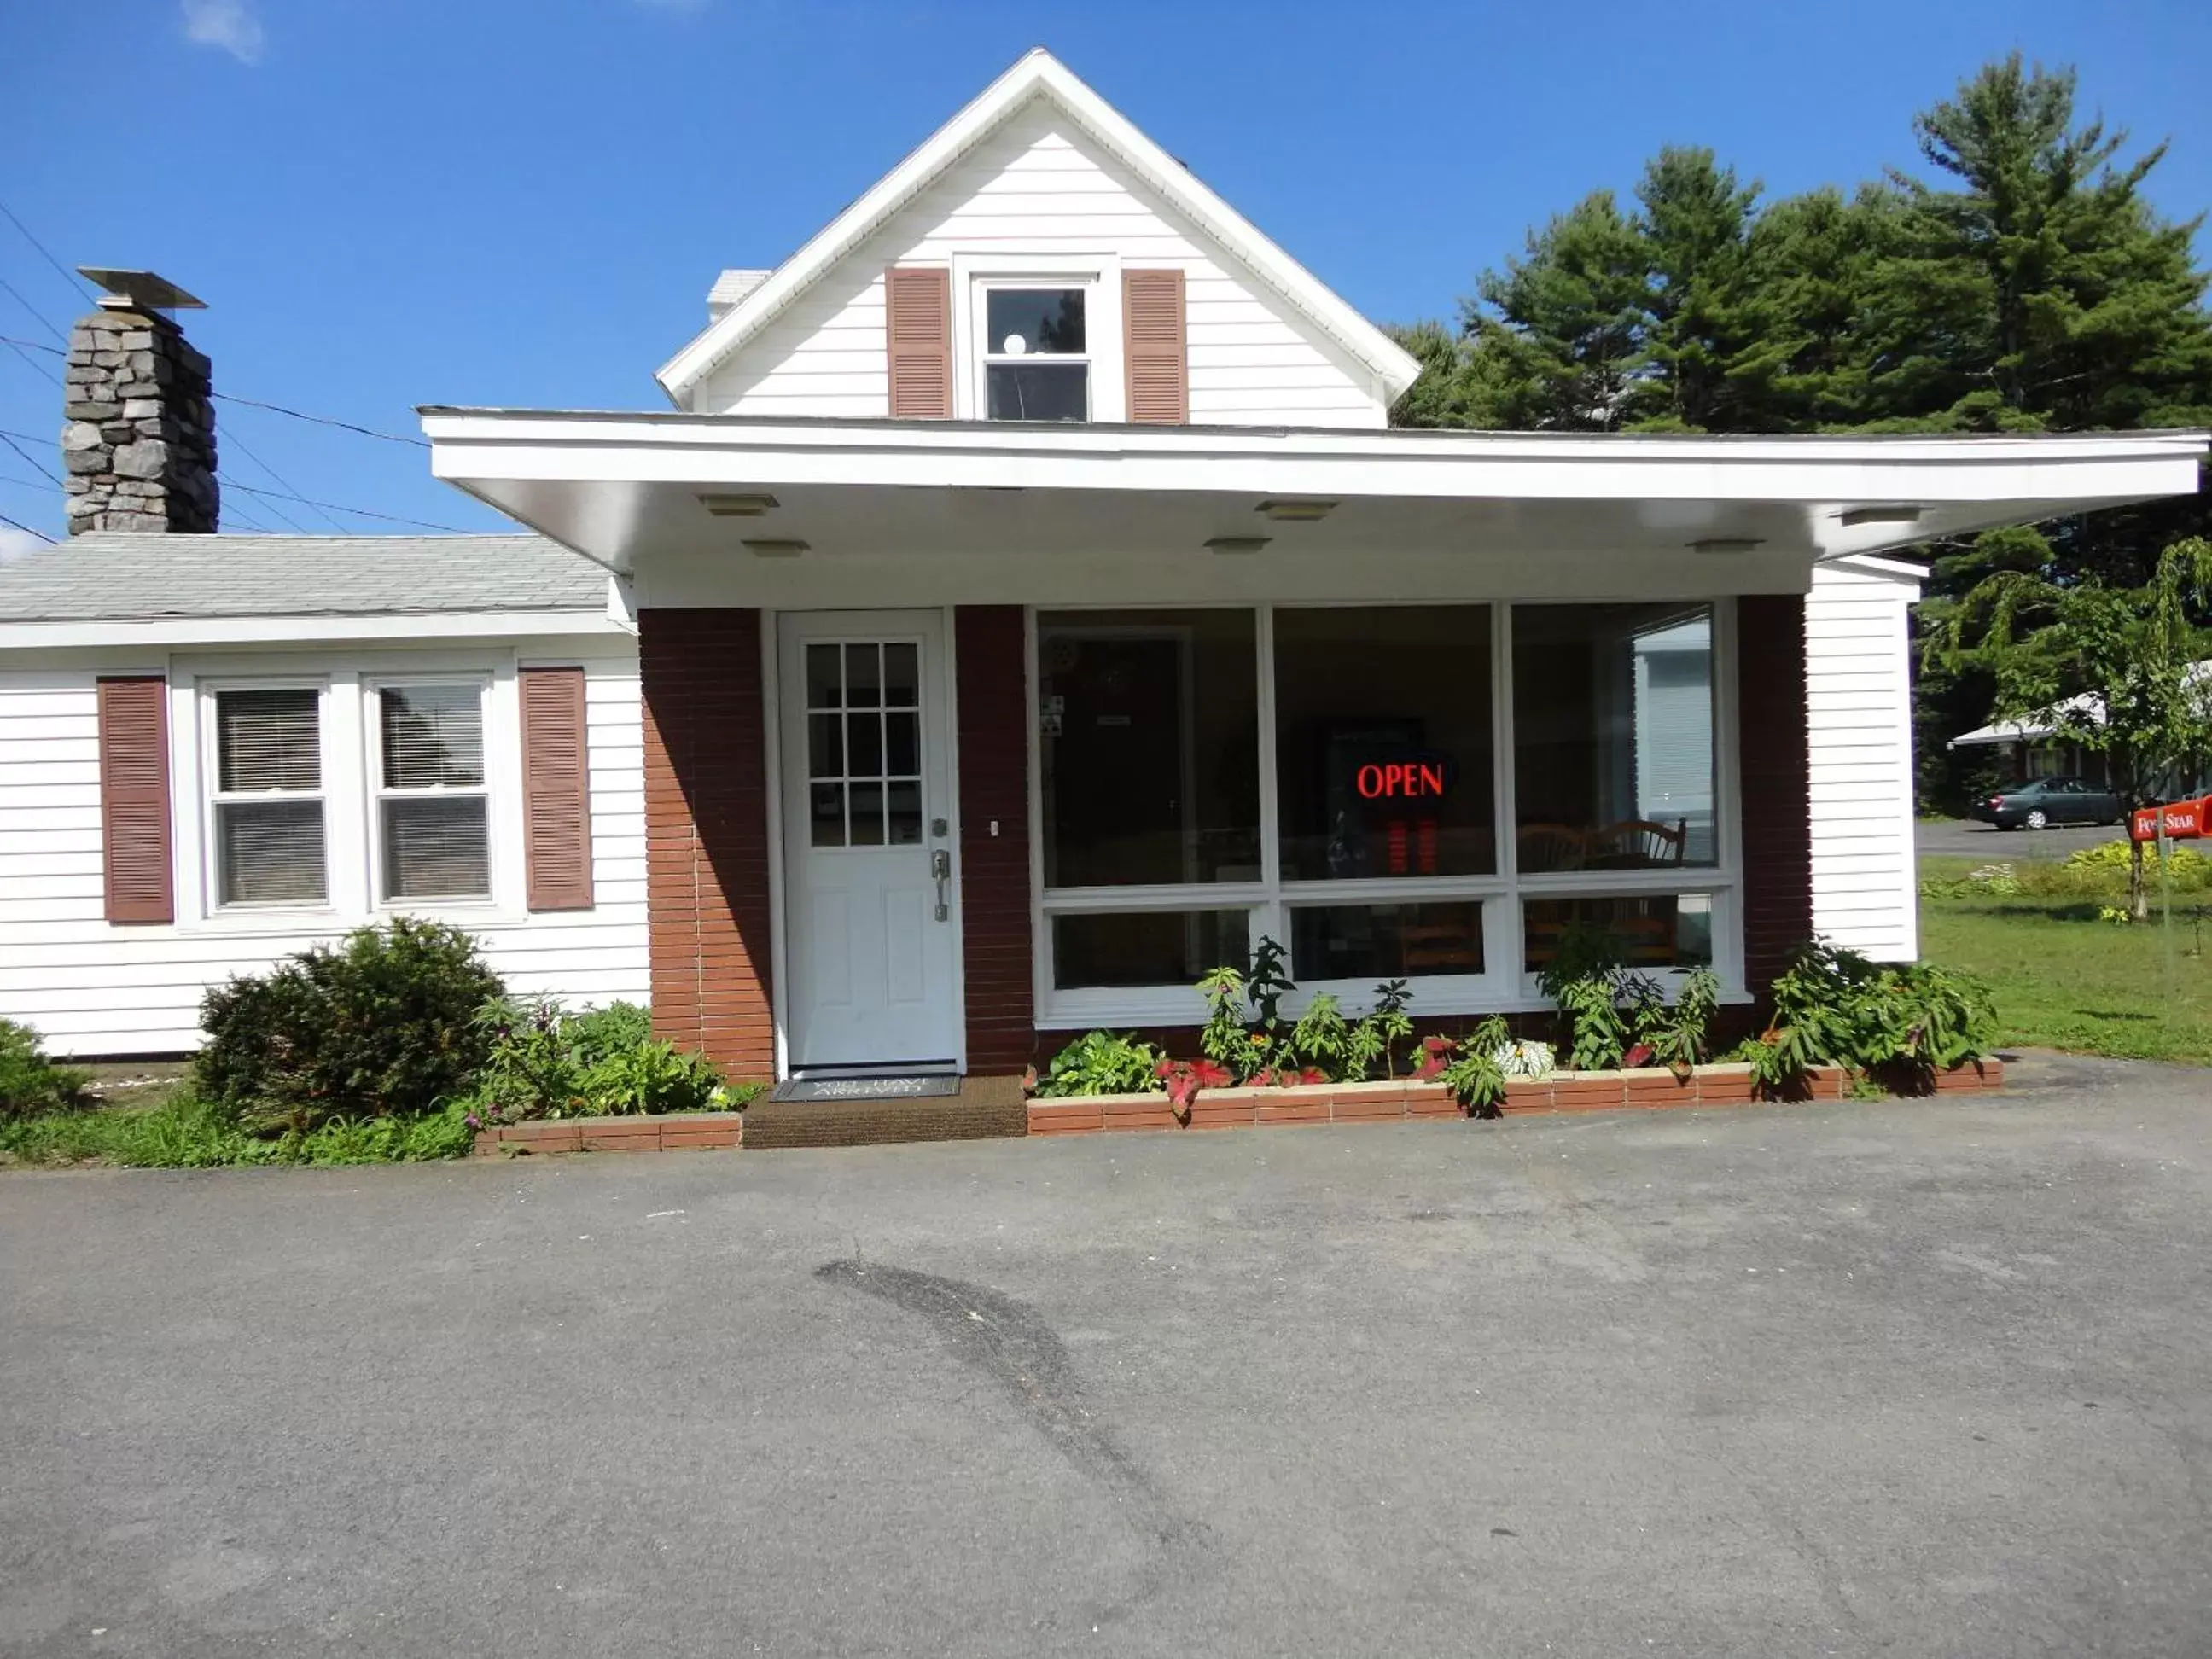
<box><xmin>987</xmin><ymin>288</ymin><xmax>1085</xmax><ymax>356</ymax></box>
<box><xmin>987</xmin><ymin>363</ymin><xmax>1088</xmax><ymax>422</ymax></box>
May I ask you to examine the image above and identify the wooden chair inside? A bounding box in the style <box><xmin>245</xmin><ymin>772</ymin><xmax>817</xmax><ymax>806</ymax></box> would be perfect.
<box><xmin>1589</xmin><ymin>818</ymin><xmax>1688</xmax><ymax>868</ymax></box>
<box><xmin>1399</xmin><ymin>921</ymin><xmax>1480</xmax><ymax>975</ymax></box>
<box><xmin>1516</xmin><ymin>823</ymin><xmax>1589</xmax><ymax>872</ymax></box>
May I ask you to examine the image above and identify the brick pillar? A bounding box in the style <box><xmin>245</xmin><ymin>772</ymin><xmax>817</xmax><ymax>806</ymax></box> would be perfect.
<box><xmin>956</xmin><ymin>607</ymin><xmax>1036</xmax><ymax>1075</ymax></box>
<box><xmin>641</xmin><ymin>608</ymin><xmax>775</xmax><ymax>1077</ymax></box>
<box><xmin>1737</xmin><ymin>594</ymin><xmax>1813</xmax><ymax>999</ymax></box>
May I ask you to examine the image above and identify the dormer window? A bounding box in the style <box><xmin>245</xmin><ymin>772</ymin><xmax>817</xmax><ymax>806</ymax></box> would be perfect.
<box><xmin>983</xmin><ymin>287</ymin><xmax>1088</xmax><ymax>421</ymax></box>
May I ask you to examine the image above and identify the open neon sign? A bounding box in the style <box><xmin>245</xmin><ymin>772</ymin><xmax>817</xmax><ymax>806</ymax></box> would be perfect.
<box><xmin>1353</xmin><ymin>752</ymin><xmax>1456</xmax><ymax>800</ymax></box>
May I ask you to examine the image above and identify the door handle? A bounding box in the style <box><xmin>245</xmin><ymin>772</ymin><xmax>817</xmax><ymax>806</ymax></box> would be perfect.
<box><xmin>931</xmin><ymin>849</ymin><xmax>952</xmax><ymax>922</ymax></box>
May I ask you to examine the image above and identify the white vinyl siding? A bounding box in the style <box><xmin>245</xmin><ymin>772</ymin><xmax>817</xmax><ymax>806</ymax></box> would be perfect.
<box><xmin>0</xmin><ymin>645</ymin><xmax>648</xmax><ymax>1057</ymax></box>
<box><xmin>697</xmin><ymin>101</ymin><xmax>1384</xmax><ymax>428</ymax></box>
<box><xmin>1806</xmin><ymin>560</ymin><xmax>1921</xmax><ymax>962</ymax></box>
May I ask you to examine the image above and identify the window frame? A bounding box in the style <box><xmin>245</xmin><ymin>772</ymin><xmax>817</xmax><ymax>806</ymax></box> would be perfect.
<box><xmin>199</xmin><ymin>678</ymin><xmax>334</xmax><ymax>915</ymax></box>
<box><xmin>954</xmin><ymin>253</ymin><xmax>1122</xmax><ymax>422</ymax></box>
<box><xmin>364</xmin><ymin>673</ymin><xmax>498</xmax><ymax>909</ymax></box>
<box><xmin>1027</xmin><ymin>599</ymin><xmax>1742</xmax><ymax>1029</ymax></box>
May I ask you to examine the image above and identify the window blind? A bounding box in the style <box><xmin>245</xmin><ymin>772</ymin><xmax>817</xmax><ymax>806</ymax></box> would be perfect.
<box><xmin>381</xmin><ymin>684</ymin><xmax>485</xmax><ymax>789</ymax></box>
<box><xmin>382</xmin><ymin>797</ymin><xmax>491</xmax><ymax>900</ymax></box>
<box><xmin>216</xmin><ymin>689</ymin><xmax>320</xmax><ymax>793</ymax></box>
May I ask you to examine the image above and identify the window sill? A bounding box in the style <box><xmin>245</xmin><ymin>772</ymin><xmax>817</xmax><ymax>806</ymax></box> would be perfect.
<box><xmin>1036</xmin><ymin>979</ymin><xmax>1752</xmax><ymax>1032</ymax></box>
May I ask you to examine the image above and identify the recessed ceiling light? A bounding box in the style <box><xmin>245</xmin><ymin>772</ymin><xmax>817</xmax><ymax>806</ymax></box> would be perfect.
<box><xmin>1838</xmin><ymin>504</ymin><xmax>1924</xmax><ymax>527</ymax></box>
<box><xmin>1205</xmin><ymin>536</ymin><xmax>1272</xmax><ymax>556</ymax></box>
<box><xmin>1255</xmin><ymin>498</ymin><xmax>1337</xmax><ymax>522</ymax></box>
<box><xmin>1689</xmin><ymin>538</ymin><xmax>1765</xmax><ymax>556</ymax></box>
<box><xmin>742</xmin><ymin>539</ymin><xmax>808</xmax><ymax>558</ymax></box>
<box><xmin>699</xmin><ymin>492</ymin><xmax>779</xmax><ymax>516</ymax></box>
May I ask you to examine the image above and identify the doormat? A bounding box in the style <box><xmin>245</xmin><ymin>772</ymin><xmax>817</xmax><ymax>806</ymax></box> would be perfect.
<box><xmin>770</xmin><ymin>1073</ymin><xmax>961</xmax><ymax>1103</ymax></box>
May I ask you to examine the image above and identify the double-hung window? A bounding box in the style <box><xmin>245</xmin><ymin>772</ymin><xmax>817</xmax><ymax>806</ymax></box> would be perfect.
<box><xmin>210</xmin><ymin>686</ymin><xmax>328</xmax><ymax>907</ymax></box>
<box><xmin>373</xmin><ymin>681</ymin><xmax>492</xmax><ymax>902</ymax></box>
<box><xmin>982</xmin><ymin>287</ymin><xmax>1089</xmax><ymax>421</ymax></box>
<box><xmin>1033</xmin><ymin>602</ymin><xmax>1735</xmax><ymax>1024</ymax></box>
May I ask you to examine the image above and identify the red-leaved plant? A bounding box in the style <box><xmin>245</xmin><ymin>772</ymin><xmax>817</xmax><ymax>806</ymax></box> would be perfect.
<box><xmin>1414</xmin><ymin>1034</ymin><xmax>1457</xmax><ymax>1080</ymax></box>
<box><xmin>1155</xmin><ymin>1057</ymin><xmax>1231</xmax><ymax>1121</ymax></box>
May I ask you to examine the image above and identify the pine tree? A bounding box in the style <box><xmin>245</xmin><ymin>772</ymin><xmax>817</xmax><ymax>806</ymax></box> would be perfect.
<box><xmin>1632</xmin><ymin>148</ymin><xmax>1761</xmax><ymax>432</ymax></box>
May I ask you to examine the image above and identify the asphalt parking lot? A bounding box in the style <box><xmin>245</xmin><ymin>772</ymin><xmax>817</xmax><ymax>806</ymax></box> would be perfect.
<box><xmin>3</xmin><ymin>1051</ymin><xmax>2208</xmax><ymax>1657</ymax></box>
<box><xmin>1918</xmin><ymin>815</ymin><xmax>2127</xmax><ymax>861</ymax></box>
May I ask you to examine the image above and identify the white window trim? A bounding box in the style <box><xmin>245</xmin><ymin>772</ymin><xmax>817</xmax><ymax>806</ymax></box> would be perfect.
<box><xmin>1027</xmin><ymin>597</ymin><xmax>1743</xmax><ymax>1029</ymax></box>
<box><xmin>951</xmin><ymin>252</ymin><xmax>1124</xmax><ymax>422</ymax></box>
<box><xmin>197</xmin><ymin>677</ymin><xmax>336</xmax><ymax>917</ymax></box>
<box><xmin>364</xmin><ymin>674</ymin><xmax>498</xmax><ymax>910</ymax></box>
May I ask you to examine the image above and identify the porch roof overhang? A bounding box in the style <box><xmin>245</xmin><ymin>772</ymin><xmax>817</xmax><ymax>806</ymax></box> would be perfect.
<box><xmin>421</xmin><ymin>410</ymin><xmax>2207</xmax><ymax>602</ymax></box>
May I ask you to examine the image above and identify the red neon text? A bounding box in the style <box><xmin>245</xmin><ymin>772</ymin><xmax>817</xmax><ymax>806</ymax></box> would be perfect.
<box><xmin>1355</xmin><ymin>761</ymin><xmax>1447</xmax><ymax>800</ymax></box>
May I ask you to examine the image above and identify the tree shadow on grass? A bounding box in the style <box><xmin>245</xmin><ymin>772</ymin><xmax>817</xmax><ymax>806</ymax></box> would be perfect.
<box><xmin>1980</xmin><ymin>902</ymin><xmax>2110</xmax><ymax>922</ymax></box>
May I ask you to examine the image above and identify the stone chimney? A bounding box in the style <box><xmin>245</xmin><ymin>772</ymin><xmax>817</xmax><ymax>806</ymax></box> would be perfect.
<box><xmin>60</xmin><ymin>269</ymin><xmax>218</xmax><ymax>535</ymax></box>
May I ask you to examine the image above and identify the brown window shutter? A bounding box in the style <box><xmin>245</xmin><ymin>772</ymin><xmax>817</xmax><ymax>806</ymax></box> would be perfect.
<box><xmin>520</xmin><ymin>667</ymin><xmax>595</xmax><ymax>911</ymax></box>
<box><xmin>96</xmin><ymin>676</ymin><xmax>172</xmax><ymax>925</ymax></box>
<box><xmin>1123</xmin><ymin>268</ymin><xmax>1188</xmax><ymax>423</ymax></box>
<box><xmin>885</xmin><ymin>265</ymin><xmax>952</xmax><ymax>418</ymax></box>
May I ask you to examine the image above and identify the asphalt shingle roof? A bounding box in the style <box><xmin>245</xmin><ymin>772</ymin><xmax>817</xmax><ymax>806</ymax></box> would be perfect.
<box><xmin>0</xmin><ymin>533</ymin><xmax>607</xmax><ymax>622</ymax></box>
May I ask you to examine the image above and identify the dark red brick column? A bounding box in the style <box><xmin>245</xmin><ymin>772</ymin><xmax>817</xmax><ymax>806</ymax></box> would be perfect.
<box><xmin>1737</xmin><ymin>594</ymin><xmax>1813</xmax><ymax>1001</ymax></box>
<box><xmin>956</xmin><ymin>607</ymin><xmax>1036</xmax><ymax>1075</ymax></box>
<box><xmin>641</xmin><ymin>608</ymin><xmax>776</xmax><ymax>1078</ymax></box>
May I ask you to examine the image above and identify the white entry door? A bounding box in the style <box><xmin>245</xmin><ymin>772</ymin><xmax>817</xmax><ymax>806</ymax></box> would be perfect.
<box><xmin>779</xmin><ymin>610</ymin><xmax>962</xmax><ymax>1072</ymax></box>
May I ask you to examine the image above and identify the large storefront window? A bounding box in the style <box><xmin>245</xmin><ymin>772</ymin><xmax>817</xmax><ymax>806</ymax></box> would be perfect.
<box><xmin>1511</xmin><ymin>604</ymin><xmax>1716</xmax><ymax>869</ymax></box>
<box><xmin>1032</xmin><ymin>602</ymin><xmax>1735</xmax><ymax>1022</ymax></box>
<box><xmin>1273</xmin><ymin>606</ymin><xmax>1494</xmax><ymax>880</ymax></box>
<box><xmin>1037</xmin><ymin>610</ymin><xmax>1260</xmax><ymax>887</ymax></box>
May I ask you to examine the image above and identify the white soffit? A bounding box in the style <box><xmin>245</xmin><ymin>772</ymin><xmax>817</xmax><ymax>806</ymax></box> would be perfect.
<box><xmin>421</xmin><ymin>411</ymin><xmax>2207</xmax><ymax>574</ymax></box>
<box><xmin>655</xmin><ymin>49</ymin><xmax>1423</xmax><ymax>405</ymax></box>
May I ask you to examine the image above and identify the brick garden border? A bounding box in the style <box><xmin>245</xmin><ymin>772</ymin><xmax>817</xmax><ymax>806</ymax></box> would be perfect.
<box><xmin>474</xmin><ymin>1111</ymin><xmax>744</xmax><ymax>1155</ymax></box>
<box><xmin>1027</xmin><ymin>1057</ymin><xmax>2005</xmax><ymax>1138</ymax></box>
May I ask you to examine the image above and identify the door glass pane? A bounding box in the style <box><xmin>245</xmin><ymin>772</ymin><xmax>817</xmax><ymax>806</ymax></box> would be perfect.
<box><xmin>1522</xmin><ymin>894</ymin><xmax>1714</xmax><ymax>973</ymax></box>
<box><xmin>885</xmin><ymin>711</ymin><xmax>919</xmax><ymax>777</ymax></box>
<box><xmin>882</xmin><ymin>643</ymin><xmax>919</xmax><ymax>707</ymax></box>
<box><xmin>887</xmin><ymin>781</ymin><xmax>923</xmax><ymax>846</ymax></box>
<box><xmin>810</xmin><ymin>783</ymin><xmax>846</xmax><ymax>847</ymax></box>
<box><xmin>1037</xmin><ymin>609</ymin><xmax>1260</xmax><ymax>887</ymax></box>
<box><xmin>1273</xmin><ymin>607</ymin><xmax>1494</xmax><ymax>881</ymax></box>
<box><xmin>217</xmin><ymin>800</ymin><xmax>327</xmax><ymax>905</ymax></box>
<box><xmin>1051</xmin><ymin>910</ymin><xmax>1249</xmax><ymax>991</ymax></box>
<box><xmin>806</xmin><ymin>643</ymin><xmax>842</xmax><ymax>710</ymax></box>
<box><xmin>1513</xmin><ymin>604</ymin><xmax>1716</xmax><ymax>868</ymax></box>
<box><xmin>849</xmin><ymin>781</ymin><xmax>885</xmax><ymax>847</ymax></box>
<box><xmin>847</xmin><ymin>709</ymin><xmax>882</xmax><ymax>777</ymax></box>
<box><xmin>1290</xmin><ymin>902</ymin><xmax>1487</xmax><ymax>981</ymax></box>
<box><xmin>807</xmin><ymin>713</ymin><xmax>842</xmax><ymax>780</ymax></box>
<box><xmin>845</xmin><ymin>643</ymin><xmax>881</xmax><ymax>708</ymax></box>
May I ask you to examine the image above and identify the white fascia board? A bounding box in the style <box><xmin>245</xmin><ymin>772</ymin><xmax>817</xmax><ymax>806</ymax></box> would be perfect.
<box><xmin>1820</xmin><ymin>551</ymin><xmax>1930</xmax><ymax>591</ymax></box>
<box><xmin>654</xmin><ymin>49</ymin><xmax>1422</xmax><ymax>404</ymax></box>
<box><xmin>0</xmin><ymin>608</ymin><xmax>625</xmax><ymax>653</ymax></box>
<box><xmin>425</xmin><ymin>410</ymin><xmax>2209</xmax><ymax>508</ymax></box>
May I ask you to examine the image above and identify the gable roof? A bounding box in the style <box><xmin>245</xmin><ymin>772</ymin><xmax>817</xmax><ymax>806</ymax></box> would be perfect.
<box><xmin>0</xmin><ymin>533</ymin><xmax>608</xmax><ymax>622</ymax></box>
<box><xmin>656</xmin><ymin>49</ymin><xmax>1423</xmax><ymax>405</ymax></box>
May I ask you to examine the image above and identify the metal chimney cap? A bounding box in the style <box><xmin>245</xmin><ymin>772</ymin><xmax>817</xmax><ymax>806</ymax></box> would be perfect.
<box><xmin>76</xmin><ymin>268</ymin><xmax>207</xmax><ymax>311</ymax></box>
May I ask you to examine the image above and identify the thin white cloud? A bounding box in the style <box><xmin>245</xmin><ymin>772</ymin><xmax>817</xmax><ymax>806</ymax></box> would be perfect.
<box><xmin>182</xmin><ymin>0</ymin><xmax>265</xmax><ymax>64</ymax></box>
<box><xmin>0</xmin><ymin>527</ymin><xmax>47</xmax><ymax>567</ymax></box>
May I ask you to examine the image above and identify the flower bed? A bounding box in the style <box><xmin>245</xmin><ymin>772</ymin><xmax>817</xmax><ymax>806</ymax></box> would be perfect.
<box><xmin>1027</xmin><ymin>1058</ymin><xmax>2004</xmax><ymax>1138</ymax></box>
<box><xmin>474</xmin><ymin>1109</ymin><xmax>744</xmax><ymax>1155</ymax></box>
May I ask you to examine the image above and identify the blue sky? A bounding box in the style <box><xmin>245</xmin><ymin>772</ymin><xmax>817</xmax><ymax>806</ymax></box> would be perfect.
<box><xmin>2</xmin><ymin>0</ymin><xmax>2208</xmax><ymax>546</ymax></box>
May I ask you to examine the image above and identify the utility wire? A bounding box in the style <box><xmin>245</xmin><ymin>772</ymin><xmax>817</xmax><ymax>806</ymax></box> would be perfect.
<box><xmin>0</xmin><ymin>276</ymin><xmax>66</xmax><ymax>343</ymax></box>
<box><xmin>0</xmin><ymin>472</ymin><xmax>53</xmax><ymax>493</ymax></box>
<box><xmin>0</xmin><ymin>509</ymin><xmax>55</xmax><ymax>544</ymax></box>
<box><xmin>221</xmin><ymin>480</ymin><xmax>465</xmax><ymax>534</ymax></box>
<box><xmin>0</xmin><ymin>198</ymin><xmax>98</xmax><ymax>306</ymax></box>
<box><xmin>3</xmin><ymin>335</ymin><xmax>58</xmax><ymax>386</ymax></box>
<box><xmin>0</xmin><ymin>432</ymin><xmax>59</xmax><ymax>486</ymax></box>
<box><xmin>222</xmin><ymin>427</ymin><xmax>343</xmax><ymax>533</ymax></box>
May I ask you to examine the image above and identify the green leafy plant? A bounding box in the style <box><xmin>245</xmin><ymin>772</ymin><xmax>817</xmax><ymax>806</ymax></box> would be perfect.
<box><xmin>1346</xmin><ymin>980</ymin><xmax>1416</xmax><ymax>1080</ymax></box>
<box><xmin>1753</xmin><ymin>940</ymin><xmax>1999</xmax><ymax>1096</ymax></box>
<box><xmin>0</xmin><ymin>1019</ymin><xmax>87</xmax><ymax>1122</ymax></box>
<box><xmin>1533</xmin><ymin>924</ymin><xmax>1656</xmax><ymax>1071</ymax></box>
<box><xmin>195</xmin><ymin>919</ymin><xmax>504</xmax><ymax>1134</ymax></box>
<box><xmin>1435</xmin><ymin>1016</ymin><xmax>1512</xmax><ymax>1115</ymax></box>
<box><xmin>1036</xmin><ymin>1031</ymin><xmax>1164</xmax><ymax>1097</ymax></box>
<box><xmin>1289</xmin><ymin>993</ymin><xmax>1351</xmax><ymax>1075</ymax></box>
<box><xmin>462</xmin><ymin>998</ymin><xmax>731</xmax><ymax>1124</ymax></box>
<box><xmin>1633</xmin><ymin>968</ymin><xmax>1721</xmax><ymax>1076</ymax></box>
<box><xmin>1197</xmin><ymin>962</ymin><xmax>1264</xmax><ymax>1082</ymax></box>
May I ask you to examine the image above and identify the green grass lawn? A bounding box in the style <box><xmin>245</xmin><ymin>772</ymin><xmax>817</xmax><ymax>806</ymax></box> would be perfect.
<box><xmin>1918</xmin><ymin>853</ymin><xmax>2212</xmax><ymax>1063</ymax></box>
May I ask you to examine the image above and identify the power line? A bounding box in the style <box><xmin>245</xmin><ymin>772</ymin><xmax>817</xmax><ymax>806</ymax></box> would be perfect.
<box><xmin>211</xmin><ymin>392</ymin><xmax>428</xmax><ymax>448</ymax></box>
<box><xmin>221</xmin><ymin>428</ymin><xmax>342</xmax><ymax>533</ymax></box>
<box><xmin>221</xmin><ymin>479</ymin><xmax>465</xmax><ymax>533</ymax></box>
<box><xmin>0</xmin><ymin>334</ymin><xmax>60</xmax><ymax>355</ymax></box>
<box><xmin>0</xmin><ymin>472</ymin><xmax>54</xmax><ymax>493</ymax></box>
<box><xmin>0</xmin><ymin>199</ymin><xmax>98</xmax><ymax>306</ymax></box>
<box><xmin>0</xmin><ymin>432</ymin><xmax>59</xmax><ymax>486</ymax></box>
<box><xmin>0</xmin><ymin>509</ymin><xmax>55</xmax><ymax>544</ymax></box>
<box><xmin>2</xmin><ymin>335</ymin><xmax>58</xmax><ymax>387</ymax></box>
<box><xmin>0</xmin><ymin>276</ymin><xmax>66</xmax><ymax>344</ymax></box>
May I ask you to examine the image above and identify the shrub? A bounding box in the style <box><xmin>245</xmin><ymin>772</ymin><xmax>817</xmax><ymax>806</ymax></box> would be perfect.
<box><xmin>460</xmin><ymin>998</ymin><xmax>731</xmax><ymax>1123</ymax></box>
<box><xmin>1036</xmin><ymin>1031</ymin><xmax>1163</xmax><ymax>1097</ymax></box>
<box><xmin>0</xmin><ymin>1090</ymin><xmax>478</xmax><ymax>1167</ymax></box>
<box><xmin>1633</xmin><ymin>968</ymin><xmax>1721</xmax><ymax>1076</ymax></box>
<box><xmin>195</xmin><ymin>919</ymin><xmax>504</xmax><ymax>1133</ymax></box>
<box><xmin>0</xmin><ymin>1019</ymin><xmax>87</xmax><ymax>1122</ymax></box>
<box><xmin>1751</xmin><ymin>940</ymin><xmax>1997</xmax><ymax>1096</ymax></box>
